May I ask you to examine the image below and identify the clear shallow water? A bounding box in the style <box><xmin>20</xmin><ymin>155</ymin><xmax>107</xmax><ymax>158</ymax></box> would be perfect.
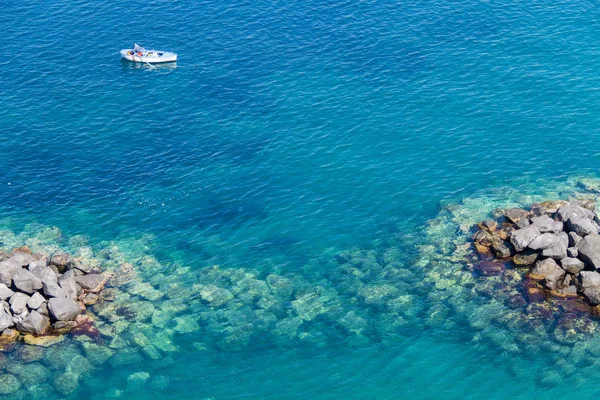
<box><xmin>4</xmin><ymin>0</ymin><xmax>600</xmax><ymax>398</ymax></box>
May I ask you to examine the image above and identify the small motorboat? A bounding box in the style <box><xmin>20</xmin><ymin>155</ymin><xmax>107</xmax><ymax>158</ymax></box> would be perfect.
<box><xmin>120</xmin><ymin>44</ymin><xmax>177</xmax><ymax>63</ymax></box>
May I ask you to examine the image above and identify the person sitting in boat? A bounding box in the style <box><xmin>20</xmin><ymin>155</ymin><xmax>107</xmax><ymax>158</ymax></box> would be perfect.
<box><xmin>133</xmin><ymin>44</ymin><xmax>144</xmax><ymax>54</ymax></box>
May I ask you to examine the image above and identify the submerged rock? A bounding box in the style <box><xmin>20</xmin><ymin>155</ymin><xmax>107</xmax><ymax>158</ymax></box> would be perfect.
<box><xmin>0</xmin><ymin>373</ymin><xmax>21</xmax><ymax>394</ymax></box>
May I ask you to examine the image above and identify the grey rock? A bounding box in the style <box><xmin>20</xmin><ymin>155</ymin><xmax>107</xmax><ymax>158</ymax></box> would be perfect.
<box><xmin>510</xmin><ymin>225</ymin><xmax>541</xmax><ymax>252</ymax></box>
<box><xmin>31</xmin><ymin>266</ymin><xmax>58</xmax><ymax>284</ymax></box>
<box><xmin>577</xmin><ymin>235</ymin><xmax>600</xmax><ymax>269</ymax></box>
<box><xmin>0</xmin><ymin>301</ymin><xmax>10</xmax><ymax>315</ymax></box>
<box><xmin>0</xmin><ymin>259</ymin><xmax>21</xmax><ymax>286</ymax></box>
<box><xmin>9</xmin><ymin>293</ymin><xmax>30</xmax><ymax>314</ymax></box>
<box><xmin>492</xmin><ymin>243</ymin><xmax>512</xmax><ymax>258</ymax></box>
<box><xmin>47</xmin><ymin>298</ymin><xmax>81</xmax><ymax>321</ymax></box>
<box><xmin>580</xmin><ymin>271</ymin><xmax>600</xmax><ymax>289</ymax></box>
<box><xmin>42</xmin><ymin>280</ymin><xmax>66</xmax><ymax>298</ymax></box>
<box><xmin>569</xmin><ymin>232</ymin><xmax>582</xmax><ymax>247</ymax></box>
<box><xmin>504</xmin><ymin>208</ymin><xmax>530</xmax><ymax>223</ymax></box>
<box><xmin>9</xmin><ymin>253</ymin><xmax>35</xmax><ymax>268</ymax></box>
<box><xmin>557</xmin><ymin>285</ymin><xmax>578</xmax><ymax>296</ymax></box>
<box><xmin>53</xmin><ymin>320</ymin><xmax>77</xmax><ymax>330</ymax></box>
<box><xmin>60</xmin><ymin>269</ymin><xmax>75</xmax><ymax>282</ymax></box>
<box><xmin>27</xmin><ymin>292</ymin><xmax>45</xmax><ymax>310</ymax></box>
<box><xmin>528</xmin><ymin>233</ymin><xmax>560</xmax><ymax>251</ymax></box>
<box><xmin>75</xmin><ymin>274</ymin><xmax>106</xmax><ymax>292</ymax></box>
<box><xmin>27</xmin><ymin>257</ymin><xmax>47</xmax><ymax>272</ymax></box>
<box><xmin>542</xmin><ymin>241</ymin><xmax>568</xmax><ymax>260</ymax></box>
<box><xmin>49</xmin><ymin>253</ymin><xmax>73</xmax><ymax>270</ymax></box>
<box><xmin>579</xmin><ymin>199</ymin><xmax>597</xmax><ymax>212</ymax></box>
<box><xmin>37</xmin><ymin>302</ymin><xmax>49</xmax><ymax>317</ymax></box>
<box><xmin>545</xmin><ymin>273</ymin><xmax>566</xmax><ymax>290</ymax></box>
<box><xmin>532</xmin><ymin>258</ymin><xmax>565</xmax><ymax>281</ymax></box>
<box><xmin>58</xmin><ymin>278</ymin><xmax>78</xmax><ymax>300</ymax></box>
<box><xmin>70</xmin><ymin>259</ymin><xmax>92</xmax><ymax>274</ymax></box>
<box><xmin>567</xmin><ymin>247</ymin><xmax>578</xmax><ymax>258</ymax></box>
<box><xmin>0</xmin><ymin>307</ymin><xmax>13</xmax><ymax>331</ymax></box>
<box><xmin>11</xmin><ymin>307</ymin><xmax>28</xmax><ymax>324</ymax></box>
<box><xmin>560</xmin><ymin>257</ymin><xmax>585</xmax><ymax>275</ymax></box>
<box><xmin>530</xmin><ymin>215</ymin><xmax>563</xmax><ymax>233</ymax></box>
<box><xmin>0</xmin><ymin>284</ymin><xmax>14</xmax><ymax>301</ymax></box>
<box><xmin>16</xmin><ymin>310</ymin><xmax>49</xmax><ymax>335</ymax></box>
<box><xmin>515</xmin><ymin>218</ymin><xmax>531</xmax><ymax>229</ymax></box>
<box><xmin>12</xmin><ymin>269</ymin><xmax>43</xmax><ymax>294</ymax></box>
<box><xmin>584</xmin><ymin>288</ymin><xmax>600</xmax><ymax>305</ymax></box>
<box><xmin>567</xmin><ymin>217</ymin><xmax>598</xmax><ymax>236</ymax></box>
<box><xmin>558</xmin><ymin>203</ymin><xmax>594</xmax><ymax>221</ymax></box>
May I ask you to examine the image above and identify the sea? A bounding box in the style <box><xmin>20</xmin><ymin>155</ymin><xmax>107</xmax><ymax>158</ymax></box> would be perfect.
<box><xmin>3</xmin><ymin>0</ymin><xmax>600</xmax><ymax>399</ymax></box>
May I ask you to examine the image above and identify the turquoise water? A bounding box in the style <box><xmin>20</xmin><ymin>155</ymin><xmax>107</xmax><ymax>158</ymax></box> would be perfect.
<box><xmin>4</xmin><ymin>0</ymin><xmax>600</xmax><ymax>398</ymax></box>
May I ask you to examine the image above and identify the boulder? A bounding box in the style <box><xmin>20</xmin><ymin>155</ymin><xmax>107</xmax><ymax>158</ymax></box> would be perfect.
<box><xmin>569</xmin><ymin>232</ymin><xmax>582</xmax><ymax>247</ymax></box>
<box><xmin>492</xmin><ymin>243</ymin><xmax>512</xmax><ymax>258</ymax></box>
<box><xmin>515</xmin><ymin>219</ymin><xmax>531</xmax><ymax>229</ymax></box>
<box><xmin>9</xmin><ymin>253</ymin><xmax>34</xmax><ymax>268</ymax></box>
<box><xmin>42</xmin><ymin>280</ymin><xmax>66</xmax><ymax>298</ymax></box>
<box><xmin>27</xmin><ymin>257</ymin><xmax>46</xmax><ymax>272</ymax></box>
<box><xmin>37</xmin><ymin>302</ymin><xmax>49</xmax><ymax>317</ymax></box>
<box><xmin>504</xmin><ymin>208</ymin><xmax>530</xmax><ymax>223</ymax></box>
<box><xmin>567</xmin><ymin>217</ymin><xmax>598</xmax><ymax>237</ymax></box>
<box><xmin>528</xmin><ymin>233</ymin><xmax>560</xmax><ymax>251</ymax></box>
<box><xmin>567</xmin><ymin>247</ymin><xmax>578</xmax><ymax>258</ymax></box>
<box><xmin>577</xmin><ymin>235</ymin><xmax>600</xmax><ymax>269</ymax></box>
<box><xmin>0</xmin><ymin>308</ymin><xmax>13</xmax><ymax>331</ymax></box>
<box><xmin>531</xmin><ymin>258</ymin><xmax>565</xmax><ymax>282</ymax></box>
<box><xmin>58</xmin><ymin>278</ymin><xmax>78</xmax><ymax>300</ymax></box>
<box><xmin>75</xmin><ymin>274</ymin><xmax>106</xmax><ymax>292</ymax></box>
<box><xmin>479</xmin><ymin>220</ymin><xmax>497</xmax><ymax>231</ymax></box>
<box><xmin>560</xmin><ymin>258</ymin><xmax>585</xmax><ymax>275</ymax></box>
<box><xmin>542</xmin><ymin>241</ymin><xmax>567</xmax><ymax>260</ymax></box>
<box><xmin>31</xmin><ymin>266</ymin><xmax>58</xmax><ymax>284</ymax></box>
<box><xmin>9</xmin><ymin>293</ymin><xmax>30</xmax><ymax>314</ymax></box>
<box><xmin>475</xmin><ymin>261</ymin><xmax>505</xmax><ymax>276</ymax></box>
<box><xmin>49</xmin><ymin>254</ymin><xmax>73</xmax><ymax>271</ymax></box>
<box><xmin>27</xmin><ymin>292</ymin><xmax>45</xmax><ymax>310</ymax></box>
<box><xmin>530</xmin><ymin>215</ymin><xmax>563</xmax><ymax>233</ymax></box>
<box><xmin>510</xmin><ymin>226</ymin><xmax>541</xmax><ymax>252</ymax></box>
<box><xmin>545</xmin><ymin>273</ymin><xmax>565</xmax><ymax>290</ymax></box>
<box><xmin>16</xmin><ymin>310</ymin><xmax>50</xmax><ymax>335</ymax></box>
<box><xmin>557</xmin><ymin>203</ymin><xmax>593</xmax><ymax>221</ymax></box>
<box><xmin>47</xmin><ymin>298</ymin><xmax>81</xmax><ymax>321</ymax></box>
<box><xmin>556</xmin><ymin>285</ymin><xmax>578</xmax><ymax>296</ymax></box>
<box><xmin>579</xmin><ymin>271</ymin><xmax>600</xmax><ymax>289</ymax></box>
<box><xmin>12</xmin><ymin>269</ymin><xmax>43</xmax><ymax>294</ymax></box>
<box><xmin>513</xmin><ymin>251</ymin><xmax>539</xmax><ymax>266</ymax></box>
<box><xmin>534</xmin><ymin>200</ymin><xmax>569</xmax><ymax>214</ymax></box>
<box><xmin>584</xmin><ymin>288</ymin><xmax>600</xmax><ymax>305</ymax></box>
<box><xmin>473</xmin><ymin>229</ymin><xmax>497</xmax><ymax>247</ymax></box>
<box><xmin>0</xmin><ymin>259</ymin><xmax>21</xmax><ymax>286</ymax></box>
<box><xmin>0</xmin><ymin>284</ymin><xmax>14</xmax><ymax>301</ymax></box>
<box><xmin>70</xmin><ymin>259</ymin><xmax>92</xmax><ymax>274</ymax></box>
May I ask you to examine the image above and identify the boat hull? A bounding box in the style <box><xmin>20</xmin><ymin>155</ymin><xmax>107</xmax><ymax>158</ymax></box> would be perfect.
<box><xmin>120</xmin><ymin>49</ymin><xmax>177</xmax><ymax>63</ymax></box>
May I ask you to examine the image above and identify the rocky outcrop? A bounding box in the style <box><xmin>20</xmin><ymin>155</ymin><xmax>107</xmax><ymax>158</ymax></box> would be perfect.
<box><xmin>474</xmin><ymin>200</ymin><xmax>600</xmax><ymax>304</ymax></box>
<box><xmin>0</xmin><ymin>247</ymin><xmax>106</xmax><ymax>341</ymax></box>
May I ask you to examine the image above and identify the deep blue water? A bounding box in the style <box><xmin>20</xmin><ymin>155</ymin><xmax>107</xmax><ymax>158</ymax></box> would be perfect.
<box><xmin>4</xmin><ymin>0</ymin><xmax>600</xmax><ymax>398</ymax></box>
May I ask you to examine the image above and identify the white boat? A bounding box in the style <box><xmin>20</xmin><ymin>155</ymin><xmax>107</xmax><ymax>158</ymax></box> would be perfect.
<box><xmin>120</xmin><ymin>44</ymin><xmax>177</xmax><ymax>63</ymax></box>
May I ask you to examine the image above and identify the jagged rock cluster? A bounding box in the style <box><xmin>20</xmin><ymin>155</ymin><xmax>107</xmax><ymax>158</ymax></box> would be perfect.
<box><xmin>473</xmin><ymin>199</ymin><xmax>600</xmax><ymax>305</ymax></box>
<box><xmin>0</xmin><ymin>247</ymin><xmax>106</xmax><ymax>342</ymax></box>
